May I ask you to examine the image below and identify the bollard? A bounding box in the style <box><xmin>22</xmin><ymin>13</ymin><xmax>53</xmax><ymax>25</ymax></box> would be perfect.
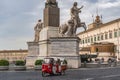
<box><xmin>84</xmin><ymin>61</ymin><xmax>86</xmax><ymax>68</ymax></box>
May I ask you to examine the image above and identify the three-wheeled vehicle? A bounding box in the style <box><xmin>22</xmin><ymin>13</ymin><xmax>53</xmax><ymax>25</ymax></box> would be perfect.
<box><xmin>42</xmin><ymin>58</ymin><xmax>67</xmax><ymax>77</ymax></box>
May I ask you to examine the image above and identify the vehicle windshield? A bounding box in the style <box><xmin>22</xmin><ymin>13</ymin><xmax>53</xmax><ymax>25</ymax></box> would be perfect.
<box><xmin>44</xmin><ymin>59</ymin><xmax>50</xmax><ymax>64</ymax></box>
<box><xmin>44</xmin><ymin>58</ymin><xmax>54</xmax><ymax>64</ymax></box>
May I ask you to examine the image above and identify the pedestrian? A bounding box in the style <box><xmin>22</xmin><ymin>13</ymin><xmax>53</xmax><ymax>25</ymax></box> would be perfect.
<box><xmin>108</xmin><ymin>58</ymin><xmax>112</xmax><ymax>67</ymax></box>
<box><xmin>101</xmin><ymin>57</ymin><xmax>104</xmax><ymax>63</ymax></box>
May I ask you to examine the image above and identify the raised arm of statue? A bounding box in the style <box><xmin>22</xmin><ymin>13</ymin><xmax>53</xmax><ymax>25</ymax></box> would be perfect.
<box><xmin>78</xmin><ymin>5</ymin><xmax>84</xmax><ymax>10</ymax></box>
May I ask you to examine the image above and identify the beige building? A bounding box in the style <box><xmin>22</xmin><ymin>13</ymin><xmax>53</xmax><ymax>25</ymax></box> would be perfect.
<box><xmin>78</xmin><ymin>15</ymin><xmax>120</xmax><ymax>60</ymax></box>
<box><xmin>0</xmin><ymin>50</ymin><xmax>28</xmax><ymax>62</ymax></box>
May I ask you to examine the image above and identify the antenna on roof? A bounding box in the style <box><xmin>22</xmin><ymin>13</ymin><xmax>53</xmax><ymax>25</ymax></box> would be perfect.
<box><xmin>92</xmin><ymin>14</ymin><xmax>94</xmax><ymax>23</ymax></box>
<box><xmin>96</xmin><ymin>8</ymin><xmax>99</xmax><ymax>16</ymax></box>
<box><xmin>101</xmin><ymin>14</ymin><xmax>103</xmax><ymax>23</ymax></box>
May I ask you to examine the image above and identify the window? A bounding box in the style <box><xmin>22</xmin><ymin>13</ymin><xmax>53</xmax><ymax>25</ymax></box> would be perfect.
<box><xmin>105</xmin><ymin>33</ymin><xmax>108</xmax><ymax>39</ymax></box>
<box><xmin>83</xmin><ymin>39</ymin><xmax>84</xmax><ymax>44</ymax></box>
<box><xmin>91</xmin><ymin>37</ymin><xmax>93</xmax><ymax>43</ymax></box>
<box><xmin>114</xmin><ymin>31</ymin><xmax>117</xmax><ymax>38</ymax></box>
<box><xmin>101</xmin><ymin>34</ymin><xmax>103</xmax><ymax>40</ymax></box>
<box><xmin>94</xmin><ymin>36</ymin><xmax>96</xmax><ymax>41</ymax></box>
<box><xmin>85</xmin><ymin>38</ymin><xmax>87</xmax><ymax>43</ymax></box>
<box><xmin>109</xmin><ymin>32</ymin><xmax>112</xmax><ymax>39</ymax></box>
<box><xmin>97</xmin><ymin>35</ymin><xmax>100</xmax><ymax>41</ymax></box>
<box><xmin>88</xmin><ymin>38</ymin><xmax>90</xmax><ymax>43</ymax></box>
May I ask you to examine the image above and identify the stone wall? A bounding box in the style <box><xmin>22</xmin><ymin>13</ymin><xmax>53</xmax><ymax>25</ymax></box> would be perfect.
<box><xmin>26</xmin><ymin>42</ymin><xmax>39</xmax><ymax>67</ymax></box>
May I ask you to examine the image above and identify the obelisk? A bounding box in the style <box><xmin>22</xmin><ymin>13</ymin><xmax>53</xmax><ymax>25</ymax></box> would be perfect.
<box><xmin>44</xmin><ymin>0</ymin><xmax>60</xmax><ymax>27</ymax></box>
<box><xmin>38</xmin><ymin>0</ymin><xmax>60</xmax><ymax>58</ymax></box>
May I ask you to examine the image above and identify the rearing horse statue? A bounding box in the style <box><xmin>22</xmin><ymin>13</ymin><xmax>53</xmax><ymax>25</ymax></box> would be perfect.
<box><xmin>59</xmin><ymin>2</ymin><xmax>86</xmax><ymax>37</ymax></box>
<box><xmin>59</xmin><ymin>19</ymin><xmax>86</xmax><ymax>37</ymax></box>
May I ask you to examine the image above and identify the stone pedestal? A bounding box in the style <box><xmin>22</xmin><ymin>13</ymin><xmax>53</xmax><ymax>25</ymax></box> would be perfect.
<box><xmin>49</xmin><ymin>37</ymin><xmax>81</xmax><ymax>68</ymax></box>
<box><xmin>26</xmin><ymin>42</ymin><xmax>39</xmax><ymax>67</ymax></box>
<box><xmin>38</xmin><ymin>27</ymin><xmax>59</xmax><ymax>58</ymax></box>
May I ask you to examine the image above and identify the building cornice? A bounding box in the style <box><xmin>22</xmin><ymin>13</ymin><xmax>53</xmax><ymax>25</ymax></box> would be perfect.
<box><xmin>0</xmin><ymin>50</ymin><xmax>28</xmax><ymax>53</ymax></box>
<box><xmin>77</xmin><ymin>18</ymin><xmax>120</xmax><ymax>35</ymax></box>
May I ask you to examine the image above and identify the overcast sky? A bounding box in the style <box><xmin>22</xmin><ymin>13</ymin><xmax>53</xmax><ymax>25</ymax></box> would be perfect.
<box><xmin>0</xmin><ymin>0</ymin><xmax>120</xmax><ymax>50</ymax></box>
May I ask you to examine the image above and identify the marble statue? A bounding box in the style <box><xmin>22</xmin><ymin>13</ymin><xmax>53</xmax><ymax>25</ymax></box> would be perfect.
<box><xmin>66</xmin><ymin>20</ymin><xmax>74</xmax><ymax>37</ymax></box>
<box><xmin>70</xmin><ymin>2</ymin><xmax>84</xmax><ymax>35</ymax></box>
<box><xmin>34</xmin><ymin>20</ymin><xmax>43</xmax><ymax>42</ymax></box>
<box><xmin>59</xmin><ymin>19</ymin><xmax>74</xmax><ymax>37</ymax></box>
<box><xmin>59</xmin><ymin>2</ymin><xmax>86</xmax><ymax>37</ymax></box>
<box><xmin>59</xmin><ymin>23</ymin><xmax>68</xmax><ymax>37</ymax></box>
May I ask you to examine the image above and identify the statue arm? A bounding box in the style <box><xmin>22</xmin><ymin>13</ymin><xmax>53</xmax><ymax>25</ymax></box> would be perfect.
<box><xmin>78</xmin><ymin>5</ymin><xmax>84</xmax><ymax>10</ymax></box>
<box><xmin>34</xmin><ymin>24</ymin><xmax>38</xmax><ymax>30</ymax></box>
<box><xmin>70</xmin><ymin>8</ymin><xmax>74</xmax><ymax>15</ymax></box>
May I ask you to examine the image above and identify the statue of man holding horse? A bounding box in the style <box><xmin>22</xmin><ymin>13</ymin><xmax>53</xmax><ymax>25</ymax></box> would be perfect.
<box><xmin>59</xmin><ymin>2</ymin><xmax>86</xmax><ymax>37</ymax></box>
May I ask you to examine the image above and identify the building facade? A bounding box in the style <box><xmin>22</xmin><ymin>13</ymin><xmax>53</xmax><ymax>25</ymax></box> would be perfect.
<box><xmin>0</xmin><ymin>50</ymin><xmax>28</xmax><ymax>62</ymax></box>
<box><xmin>78</xmin><ymin>16</ymin><xmax>120</xmax><ymax>60</ymax></box>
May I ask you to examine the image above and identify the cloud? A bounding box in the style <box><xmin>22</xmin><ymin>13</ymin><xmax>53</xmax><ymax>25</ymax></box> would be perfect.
<box><xmin>98</xmin><ymin>0</ymin><xmax>120</xmax><ymax>8</ymax></box>
<box><xmin>0</xmin><ymin>0</ymin><xmax>120</xmax><ymax>50</ymax></box>
<box><xmin>23</xmin><ymin>4</ymin><xmax>44</xmax><ymax>17</ymax></box>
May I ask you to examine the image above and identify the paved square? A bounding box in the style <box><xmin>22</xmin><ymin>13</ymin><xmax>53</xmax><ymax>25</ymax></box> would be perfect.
<box><xmin>1</xmin><ymin>67</ymin><xmax>120</xmax><ymax>80</ymax></box>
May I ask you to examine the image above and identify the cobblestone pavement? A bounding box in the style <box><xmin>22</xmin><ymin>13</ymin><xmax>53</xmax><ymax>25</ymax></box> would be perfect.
<box><xmin>1</xmin><ymin>67</ymin><xmax>120</xmax><ymax>80</ymax></box>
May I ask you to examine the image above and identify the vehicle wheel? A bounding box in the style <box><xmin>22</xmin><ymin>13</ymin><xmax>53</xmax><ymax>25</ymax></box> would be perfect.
<box><xmin>42</xmin><ymin>72</ymin><xmax>46</xmax><ymax>77</ymax></box>
<box><xmin>59</xmin><ymin>72</ymin><xmax>62</xmax><ymax>75</ymax></box>
<box><xmin>50</xmin><ymin>73</ymin><xmax>54</xmax><ymax>76</ymax></box>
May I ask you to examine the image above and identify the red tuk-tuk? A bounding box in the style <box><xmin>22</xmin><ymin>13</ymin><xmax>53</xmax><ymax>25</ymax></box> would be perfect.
<box><xmin>42</xmin><ymin>58</ymin><xmax>67</xmax><ymax>77</ymax></box>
